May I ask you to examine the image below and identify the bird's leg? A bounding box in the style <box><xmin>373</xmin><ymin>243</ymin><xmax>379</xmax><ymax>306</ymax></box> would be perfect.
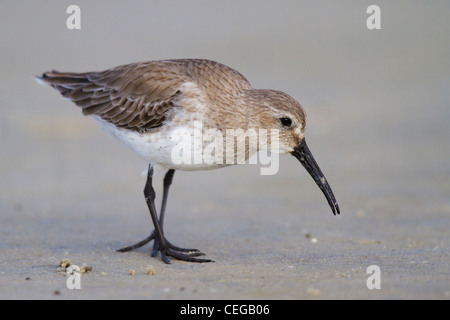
<box><xmin>117</xmin><ymin>169</ymin><xmax>202</xmax><ymax>254</ymax></box>
<box><xmin>117</xmin><ymin>169</ymin><xmax>174</xmax><ymax>253</ymax></box>
<box><xmin>150</xmin><ymin>169</ymin><xmax>204</xmax><ymax>256</ymax></box>
<box><xmin>117</xmin><ymin>166</ymin><xmax>212</xmax><ymax>263</ymax></box>
<box><xmin>144</xmin><ymin>167</ymin><xmax>213</xmax><ymax>263</ymax></box>
<box><xmin>159</xmin><ymin>168</ymin><xmax>175</xmax><ymax>231</ymax></box>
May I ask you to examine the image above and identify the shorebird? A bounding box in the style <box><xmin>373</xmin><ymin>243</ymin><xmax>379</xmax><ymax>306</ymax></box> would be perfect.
<box><xmin>37</xmin><ymin>59</ymin><xmax>340</xmax><ymax>263</ymax></box>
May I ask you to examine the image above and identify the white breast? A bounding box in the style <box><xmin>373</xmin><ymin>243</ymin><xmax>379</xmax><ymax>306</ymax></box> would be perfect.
<box><xmin>93</xmin><ymin>117</ymin><xmax>230</xmax><ymax>171</ymax></box>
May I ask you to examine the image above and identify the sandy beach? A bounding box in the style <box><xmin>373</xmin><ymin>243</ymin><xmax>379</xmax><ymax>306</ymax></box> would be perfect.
<box><xmin>0</xmin><ymin>1</ymin><xmax>448</xmax><ymax>299</ymax></box>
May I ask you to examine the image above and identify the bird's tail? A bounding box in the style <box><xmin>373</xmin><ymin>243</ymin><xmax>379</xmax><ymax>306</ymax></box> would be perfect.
<box><xmin>35</xmin><ymin>71</ymin><xmax>92</xmax><ymax>98</ymax></box>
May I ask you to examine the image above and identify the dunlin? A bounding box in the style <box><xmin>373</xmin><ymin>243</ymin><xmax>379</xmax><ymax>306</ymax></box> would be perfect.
<box><xmin>37</xmin><ymin>59</ymin><xmax>340</xmax><ymax>263</ymax></box>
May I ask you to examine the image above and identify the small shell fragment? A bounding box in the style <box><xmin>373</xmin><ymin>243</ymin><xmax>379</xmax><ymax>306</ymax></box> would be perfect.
<box><xmin>145</xmin><ymin>266</ymin><xmax>155</xmax><ymax>275</ymax></box>
<box><xmin>58</xmin><ymin>259</ymin><xmax>71</xmax><ymax>269</ymax></box>
<box><xmin>80</xmin><ymin>264</ymin><xmax>93</xmax><ymax>273</ymax></box>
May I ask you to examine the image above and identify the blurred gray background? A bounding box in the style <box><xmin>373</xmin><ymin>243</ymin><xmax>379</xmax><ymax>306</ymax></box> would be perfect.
<box><xmin>0</xmin><ymin>1</ymin><xmax>449</xmax><ymax>299</ymax></box>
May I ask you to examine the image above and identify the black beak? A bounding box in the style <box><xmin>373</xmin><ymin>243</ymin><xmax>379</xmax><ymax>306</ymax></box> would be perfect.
<box><xmin>291</xmin><ymin>139</ymin><xmax>340</xmax><ymax>215</ymax></box>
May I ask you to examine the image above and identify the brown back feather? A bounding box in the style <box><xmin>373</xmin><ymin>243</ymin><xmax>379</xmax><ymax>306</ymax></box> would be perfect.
<box><xmin>37</xmin><ymin>59</ymin><xmax>252</xmax><ymax>132</ymax></box>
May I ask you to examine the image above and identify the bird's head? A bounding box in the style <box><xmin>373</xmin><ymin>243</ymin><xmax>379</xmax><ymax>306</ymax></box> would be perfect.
<box><xmin>245</xmin><ymin>89</ymin><xmax>340</xmax><ymax>215</ymax></box>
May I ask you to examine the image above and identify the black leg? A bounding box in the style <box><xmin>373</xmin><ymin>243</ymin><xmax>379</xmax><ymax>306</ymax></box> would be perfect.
<box><xmin>117</xmin><ymin>169</ymin><xmax>174</xmax><ymax>253</ymax></box>
<box><xmin>116</xmin><ymin>166</ymin><xmax>159</xmax><ymax>253</ymax></box>
<box><xmin>160</xmin><ymin>169</ymin><xmax>175</xmax><ymax>231</ymax></box>
<box><xmin>117</xmin><ymin>169</ymin><xmax>200</xmax><ymax>254</ymax></box>
<box><xmin>142</xmin><ymin>166</ymin><xmax>172</xmax><ymax>263</ymax></box>
<box><xmin>150</xmin><ymin>169</ymin><xmax>202</xmax><ymax>256</ymax></box>
<box><xmin>150</xmin><ymin>168</ymin><xmax>176</xmax><ymax>256</ymax></box>
<box><xmin>117</xmin><ymin>166</ymin><xmax>213</xmax><ymax>263</ymax></box>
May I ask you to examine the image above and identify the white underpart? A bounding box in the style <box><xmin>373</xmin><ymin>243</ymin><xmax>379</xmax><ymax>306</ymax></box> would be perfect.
<box><xmin>94</xmin><ymin>116</ymin><xmax>230</xmax><ymax>172</ymax></box>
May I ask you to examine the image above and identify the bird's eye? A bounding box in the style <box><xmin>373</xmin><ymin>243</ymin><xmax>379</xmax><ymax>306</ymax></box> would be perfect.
<box><xmin>279</xmin><ymin>117</ymin><xmax>292</xmax><ymax>127</ymax></box>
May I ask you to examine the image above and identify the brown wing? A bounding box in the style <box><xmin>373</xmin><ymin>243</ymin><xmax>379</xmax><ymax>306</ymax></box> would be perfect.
<box><xmin>38</xmin><ymin>59</ymin><xmax>253</xmax><ymax>131</ymax></box>
<box><xmin>37</xmin><ymin>61</ymin><xmax>188</xmax><ymax>132</ymax></box>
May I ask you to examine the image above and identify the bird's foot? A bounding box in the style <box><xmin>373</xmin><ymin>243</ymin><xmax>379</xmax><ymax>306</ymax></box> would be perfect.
<box><xmin>117</xmin><ymin>231</ymin><xmax>213</xmax><ymax>264</ymax></box>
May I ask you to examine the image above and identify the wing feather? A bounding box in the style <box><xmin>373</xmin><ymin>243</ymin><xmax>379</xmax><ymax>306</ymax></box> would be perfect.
<box><xmin>37</xmin><ymin>62</ymin><xmax>186</xmax><ymax>131</ymax></box>
<box><xmin>37</xmin><ymin>59</ymin><xmax>253</xmax><ymax>132</ymax></box>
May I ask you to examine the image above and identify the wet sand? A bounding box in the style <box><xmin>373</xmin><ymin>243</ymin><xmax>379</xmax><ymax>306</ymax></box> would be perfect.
<box><xmin>0</xmin><ymin>1</ymin><xmax>449</xmax><ymax>299</ymax></box>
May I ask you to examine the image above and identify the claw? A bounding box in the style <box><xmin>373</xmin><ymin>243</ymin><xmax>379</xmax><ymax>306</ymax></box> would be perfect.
<box><xmin>116</xmin><ymin>234</ymin><xmax>155</xmax><ymax>253</ymax></box>
<box><xmin>117</xmin><ymin>231</ymin><xmax>212</xmax><ymax>263</ymax></box>
<box><xmin>161</xmin><ymin>252</ymin><xmax>171</xmax><ymax>264</ymax></box>
<box><xmin>164</xmin><ymin>249</ymin><xmax>214</xmax><ymax>263</ymax></box>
